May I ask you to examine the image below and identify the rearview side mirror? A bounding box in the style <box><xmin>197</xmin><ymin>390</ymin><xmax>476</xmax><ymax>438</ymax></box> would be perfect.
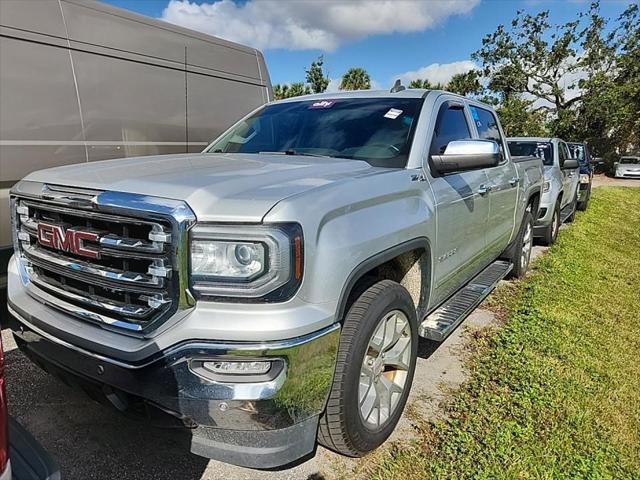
<box><xmin>431</xmin><ymin>140</ymin><xmax>501</xmax><ymax>175</ymax></box>
<box><xmin>562</xmin><ymin>158</ymin><xmax>579</xmax><ymax>170</ymax></box>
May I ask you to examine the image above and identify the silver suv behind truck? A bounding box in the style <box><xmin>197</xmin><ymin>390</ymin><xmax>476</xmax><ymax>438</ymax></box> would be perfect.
<box><xmin>7</xmin><ymin>89</ymin><xmax>542</xmax><ymax>469</ymax></box>
<box><xmin>508</xmin><ymin>137</ymin><xmax>580</xmax><ymax>245</ymax></box>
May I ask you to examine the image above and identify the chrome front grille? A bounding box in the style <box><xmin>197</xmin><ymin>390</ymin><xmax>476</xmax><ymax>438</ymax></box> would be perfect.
<box><xmin>11</xmin><ymin>182</ymin><xmax>196</xmax><ymax>334</ymax></box>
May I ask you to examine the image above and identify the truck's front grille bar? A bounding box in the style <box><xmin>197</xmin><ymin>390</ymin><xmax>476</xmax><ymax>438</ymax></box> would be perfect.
<box><xmin>11</xmin><ymin>182</ymin><xmax>196</xmax><ymax>334</ymax></box>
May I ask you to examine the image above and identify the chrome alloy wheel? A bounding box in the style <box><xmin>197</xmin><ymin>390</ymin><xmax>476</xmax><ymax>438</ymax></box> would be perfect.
<box><xmin>359</xmin><ymin>310</ymin><xmax>412</xmax><ymax>428</ymax></box>
<box><xmin>521</xmin><ymin>220</ymin><xmax>533</xmax><ymax>271</ymax></box>
<box><xmin>551</xmin><ymin>209</ymin><xmax>559</xmax><ymax>240</ymax></box>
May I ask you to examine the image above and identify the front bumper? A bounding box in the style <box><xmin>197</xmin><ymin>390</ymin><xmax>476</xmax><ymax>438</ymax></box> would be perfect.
<box><xmin>8</xmin><ymin>301</ymin><xmax>340</xmax><ymax>469</ymax></box>
<box><xmin>534</xmin><ymin>192</ymin><xmax>556</xmax><ymax>233</ymax></box>
<box><xmin>616</xmin><ymin>170</ymin><xmax>640</xmax><ymax>178</ymax></box>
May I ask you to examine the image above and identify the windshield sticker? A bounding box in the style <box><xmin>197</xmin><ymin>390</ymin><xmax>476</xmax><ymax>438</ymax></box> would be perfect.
<box><xmin>384</xmin><ymin>108</ymin><xmax>403</xmax><ymax>119</ymax></box>
<box><xmin>308</xmin><ymin>100</ymin><xmax>335</xmax><ymax>109</ymax></box>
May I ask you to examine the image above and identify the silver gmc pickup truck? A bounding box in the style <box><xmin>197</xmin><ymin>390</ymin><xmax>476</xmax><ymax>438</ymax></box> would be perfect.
<box><xmin>7</xmin><ymin>89</ymin><xmax>542</xmax><ymax>469</ymax></box>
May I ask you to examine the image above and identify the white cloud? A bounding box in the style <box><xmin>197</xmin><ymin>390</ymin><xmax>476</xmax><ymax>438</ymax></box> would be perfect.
<box><xmin>326</xmin><ymin>78</ymin><xmax>341</xmax><ymax>93</ymax></box>
<box><xmin>396</xmin><ymin>60</ymin><xmax>478</xmax><ymax>86</ymax></box>
<box><xmin>161</xmin><ymin>0</ymin><xmax>479</xmax><ymax>51</ymax></box>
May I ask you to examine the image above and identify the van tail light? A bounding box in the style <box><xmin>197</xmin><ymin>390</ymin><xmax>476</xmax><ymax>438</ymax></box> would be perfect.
<box><xmin>0</xmin><ymin>335</ymin><xmax>8</xmax><ymax>473</ymax></box>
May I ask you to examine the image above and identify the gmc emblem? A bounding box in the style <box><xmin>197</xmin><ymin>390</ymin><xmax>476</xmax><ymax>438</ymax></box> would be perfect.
<box><xmin>37</xmin><ymin>223</ymin><xmax>100</xmax><ymax>259</ymax></box>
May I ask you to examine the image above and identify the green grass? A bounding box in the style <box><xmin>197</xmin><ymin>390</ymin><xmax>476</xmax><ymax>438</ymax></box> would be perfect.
<box><xmin>371</xmin><ymin>187</ymin><xmax>640</xmax><ymax>480</ymax></box>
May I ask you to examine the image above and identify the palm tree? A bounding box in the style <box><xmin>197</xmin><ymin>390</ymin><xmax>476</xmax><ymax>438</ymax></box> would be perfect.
<box><xmin>273</xmin><ymin>83</ymin><xmax>310</xmax><ymax>100</ymax></box>
<box><xmin>273</xmin><ymin>84</ymin><xmax>289</xmax><ymax>100</ymax></box>
<box><xmin>408</xmin><ymin>78</ymin><xmax>445</xmax><ymax>89</ymax></box>
<box><xmin>287</xmin><ymin>82</ymin><xmax>311</xmax><ymax>97</ymax></box>
<box><xmin>339</xmin><ymin>67</ymin><xmax>371</xmax><ymax>90</ymax></box>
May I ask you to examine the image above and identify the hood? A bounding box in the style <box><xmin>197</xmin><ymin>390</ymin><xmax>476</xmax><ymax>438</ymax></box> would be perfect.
<box><xmin>23</xmin><ymin>153</ymin><xmax>385</xmax><ymax>221</ymax></box>
<box><xmin>543</xmin><ymin>165</ymin><xmax>555</xmax><ymax>179</ymax></box>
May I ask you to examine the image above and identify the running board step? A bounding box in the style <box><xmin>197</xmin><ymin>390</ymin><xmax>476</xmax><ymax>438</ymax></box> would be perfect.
<box><xmin>560</xmin><ymin>203</ymin><xmax>574</xmax><ymax>223</ymax></box>
<box><xmin>419</xmin><ymin>260</ymin><xmax>512</xmax><ymax>342</ymax></box>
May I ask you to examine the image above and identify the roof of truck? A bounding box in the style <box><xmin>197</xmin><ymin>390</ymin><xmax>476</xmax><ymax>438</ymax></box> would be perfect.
<box><xmin>508</xmin><ymin>137</ymin><xmax>557</xmax><ymax>143</ymax></box>
<box><xmin>274</xmin><ymin>89</ymin><xmax>432</xmax><ymax>103</ymax></box>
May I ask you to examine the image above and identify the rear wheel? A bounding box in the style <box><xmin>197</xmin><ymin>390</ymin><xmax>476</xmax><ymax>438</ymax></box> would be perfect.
<box><xmin>506</xmin><ymin>210</ymin><xmax>534</xmax><ymax>279</ymax></box>
<box><xmin>540</xmin><ymin>201</ymin><xmax>560</xmax><ymax>246</ymax></box>
<box><xmin>318</xmin><ymin>280</ymin><xmax>418</xmax><ymax>456</ymax></box>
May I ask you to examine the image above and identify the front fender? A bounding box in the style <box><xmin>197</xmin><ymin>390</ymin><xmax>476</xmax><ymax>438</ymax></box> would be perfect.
<box><xmin>264</xmin><ymin>169</ymin><xmax>436</xmax><ymax>309</ymax></box>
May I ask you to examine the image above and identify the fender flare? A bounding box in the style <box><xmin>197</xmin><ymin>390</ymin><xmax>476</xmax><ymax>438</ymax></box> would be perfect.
<box><xmin>335</xmin><ymin>237</ymin><xmax>432</xmax><ymax>322</ymax></box>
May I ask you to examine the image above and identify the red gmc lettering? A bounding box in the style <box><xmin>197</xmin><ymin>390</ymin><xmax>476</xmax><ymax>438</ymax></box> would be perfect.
<box><xmin>36</xmin><ymin>223</ymin><xmax>99</xmax><ymax>259</ymax></box>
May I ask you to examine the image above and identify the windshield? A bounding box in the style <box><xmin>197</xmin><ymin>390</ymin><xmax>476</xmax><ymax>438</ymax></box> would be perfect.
<box><xmin>508</xmin><ymin>141</ymin><xmax>554</xmax><ymax>166</ymax></box>
<box><xmin>620</xmin><ymin>157</ymin><xmax>640</xmax><ymax>164</ymax></box>
<box><xmin>568</xmin><ymin>143</ymin><xmax>587</xmax><ymax>165</ymax></box>
<box><xmin>206</xmin><ymin>98</ymin><xmax>424</xmax><ymax>168</ymax></box>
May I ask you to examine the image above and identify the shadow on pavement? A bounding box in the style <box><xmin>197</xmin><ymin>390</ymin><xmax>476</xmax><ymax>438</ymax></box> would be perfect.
<box><xmin>417</xmin><ymin>337</ymin><xmax>441</xmax><ymax>359</ymax></box>
<box><xmin>4</xmin><ymin>345</ymin><xmax>210</xmax><ymax>480</ymax></box>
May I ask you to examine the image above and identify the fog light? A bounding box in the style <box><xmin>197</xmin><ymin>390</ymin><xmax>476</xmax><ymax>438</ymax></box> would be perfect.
<box><xmin>203</xmin><ymin>360</ymin><xmax>272</xmax><ymax>375</ymax></box>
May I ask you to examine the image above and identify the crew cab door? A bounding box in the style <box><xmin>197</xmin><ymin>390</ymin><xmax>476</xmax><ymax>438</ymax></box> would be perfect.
<box><xmin>468</xmin><ymin>105</ymin><xmax>519</xmax><ymax>257</ymax></box>
<box><xmin>425</xmin><ymin>100</ymin><xmax>491</xmax><ymax>306</ymax></box>
<box><xmin>559</xmin><ymin>141</ymin><xmax>579</xmax><ymax>205</ymax></box>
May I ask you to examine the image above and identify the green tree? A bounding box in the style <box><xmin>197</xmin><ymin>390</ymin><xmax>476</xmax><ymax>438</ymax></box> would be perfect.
<box><xmin>474</xmin><ymin>1</ymin><xmax>639</xmax><ymax>164</ymax></box>
<box><xmin>496</xmin><ymin>97</ymin><xmax>548</xmax><ymax>137</ymax></box>
<box><xmin>273</xmin><ymin>82</ymin><xmax>311</xmax><ymax>100</ymax></box>
<box><xmin>273</xmin><ymin>84</ymin><xmax>289</xmax><ymax>100</ymax></box>
<box><xmin>447</xmin><ymin>70</ymin><xmax>483</xmax><ymax>96</ymax></box>
<box><xmin>408</xmin><ymin>78</ymin><xmax>445</xmax><ymax>89</ymax></box>
<box><xmin>305</xmin><ymin>56</ymin><xmax>329</xmax><ymax>94</ymax></box>
<box><xmin>339</xmin><ymin>67</ymin><xmax>371</xmax><ymax>90</ymax></box>
<box><xmin>573</xmin><ymin>4</ymin><xmax>640</xmax><ymax>165</ymax></box>
<box><xmin>472</xmin><ymin>8</ymin><xmax>587</xmax><ymax>112</ymax></box>
<box><xmin>288</xmin><ymin>82</ymin><xmax>311</xmax><ymax>97</ymax></box>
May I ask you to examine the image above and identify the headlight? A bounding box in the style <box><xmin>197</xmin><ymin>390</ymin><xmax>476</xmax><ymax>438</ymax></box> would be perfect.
<box><xmin>543</xmin><ymin>180</ymin><xmax>551</xmax><ymax>193</ymax></box>
<box><xmin>190</xmin><ymin>223</ymin><xmax>303</xmax><ymax>300</ymax></box>
<box><xmin>191</xmin><ymin>241</ymin><xmax>266</xmax><ymax>280</ymax></box>
<box><xmin>580</xmin><ymin>174</ymin><xmax>590</xmax><ymax>184</ymax></box>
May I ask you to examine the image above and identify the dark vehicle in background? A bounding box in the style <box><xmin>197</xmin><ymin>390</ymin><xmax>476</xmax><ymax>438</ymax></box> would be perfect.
<box><xmin>0</xmin><ymin>0</ymin><xmax>272</xmax><ymax>295</ymax></box>
<box><xmin>1</xmin><ymin>336</ymin><xmax>60</xmax><ymax>480</ymax></box>
<box><xmin>615</xmin><ymin>156</ymin><xmax>640</xmax><ymax>179</ymax></box>
<box><xmin>568</xmin><ymin>142</ymin><xmax>593</xmax><ymax>211</ymax></box>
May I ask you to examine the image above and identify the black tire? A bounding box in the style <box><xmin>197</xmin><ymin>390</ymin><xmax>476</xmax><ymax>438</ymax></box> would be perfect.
<box><xmin>539</xmin><ymin>201</ymin><xmax>560</xmax><ymax>246</ymax></box>
<box><xmin>577</xmin><ymin>184</ymin><xmax>591</xmax><ymax>211</ymax></box>
<box><xmin>565</xmin><ymin>192</ymin><xmax>578</xmax><ymax>223</ymax></box>
<box><xmin>506</xmin><ymin>210</ymin><xmax>534</xmax><ymax>279</ymax></box>
<box><xmin>318</xmin><ymin>280</ymin><xmax>418</xmax><ymax>457</ymax></box>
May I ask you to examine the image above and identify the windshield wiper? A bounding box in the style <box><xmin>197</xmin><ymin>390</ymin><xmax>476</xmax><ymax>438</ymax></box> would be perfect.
<box><xmin>258</xmin><ymin>149</ymin><xmax>331</xmax><ymax>158</ymax></box>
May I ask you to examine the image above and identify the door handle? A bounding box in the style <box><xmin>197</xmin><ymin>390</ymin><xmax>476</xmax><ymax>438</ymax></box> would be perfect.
<box><xmin>509</xmin><ymin>177</ymin><xmax>518</xmax><ymax>187</ymax></box>
<box><xmin>477</xmin><ymin>185</ymin><xmax>492</xmax><ymax>196</ymax></box>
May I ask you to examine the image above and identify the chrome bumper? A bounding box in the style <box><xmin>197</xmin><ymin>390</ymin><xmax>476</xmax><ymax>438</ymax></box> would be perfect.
<box><xmin>8</xmin><ymin>303</ymin><xmax>340</xmax><ymax>468</ymax></box>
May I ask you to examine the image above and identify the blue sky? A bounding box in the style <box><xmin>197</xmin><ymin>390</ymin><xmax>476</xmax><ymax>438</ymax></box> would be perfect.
<box><xmin>102</xmin><ymin>0</ymin><xmax>632</xmax><ymax>89</ymax></box>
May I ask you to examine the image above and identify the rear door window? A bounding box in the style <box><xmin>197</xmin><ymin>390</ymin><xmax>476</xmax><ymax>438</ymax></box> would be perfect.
<box><xmin>469</xmin><ymin>105</ymin><xmax>504</xmax><ymax>159</ymax></box>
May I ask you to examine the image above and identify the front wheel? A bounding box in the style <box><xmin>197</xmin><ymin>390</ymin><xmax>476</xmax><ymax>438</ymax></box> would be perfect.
<box><xmin>318</xmin><ymin>280</ymin><xmax>418</xmax><ymax>457</ymax></box>
<box><xmin>539</xmin><ymin>202</ymin><xmax>560</xmax><ymax>246</ymax></box>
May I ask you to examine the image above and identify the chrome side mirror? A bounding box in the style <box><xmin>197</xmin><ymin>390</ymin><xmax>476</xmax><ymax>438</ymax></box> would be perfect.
<box><xmin>431</xmin><ymin>140</ymin><xmax>501</xmax><ymax>175</ymax></box>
